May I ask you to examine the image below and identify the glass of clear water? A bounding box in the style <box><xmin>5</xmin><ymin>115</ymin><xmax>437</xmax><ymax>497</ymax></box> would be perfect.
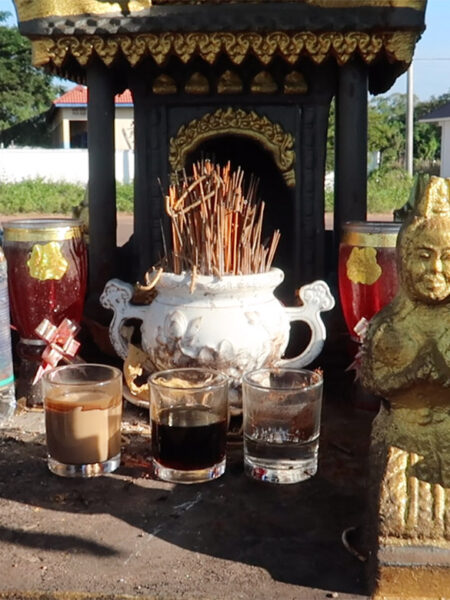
<box><xmin>242</xmin><ymin>368</ymin><xmax>323</xmax><ymax>484</ymax></box>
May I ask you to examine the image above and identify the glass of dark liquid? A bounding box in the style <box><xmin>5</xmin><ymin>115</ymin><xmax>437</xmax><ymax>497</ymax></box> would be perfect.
<box><xmin>149</xmin><ymin>368</ymin><xmax>229</xmax><ymax>484</ymax></box>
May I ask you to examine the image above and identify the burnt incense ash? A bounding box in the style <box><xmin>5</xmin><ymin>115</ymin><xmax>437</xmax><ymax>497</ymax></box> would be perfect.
<box><xmin>164</xmin><ymin>160</ymin><xmax>280</xmax><ymax>277</ymax></box>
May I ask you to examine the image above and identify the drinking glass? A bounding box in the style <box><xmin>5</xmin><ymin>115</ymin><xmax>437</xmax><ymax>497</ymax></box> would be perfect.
<box><xmin>242</xmin><ymin>368</ymin><xmax>323</xmax><ymax>484</ymax></box>
<box><xmin>338</xmin><ymin>221</ymin><xmax>400</xmax><ymax>339</ymax></box>
<box><xmin>42</xmin><ymin>363</ymin><xmax>123</xmax><ymax>477</ymax></box>
<box><xmin>149</xmin><ymin>367</ymin><xmax>229</xmax><ymax>484</ymax></box>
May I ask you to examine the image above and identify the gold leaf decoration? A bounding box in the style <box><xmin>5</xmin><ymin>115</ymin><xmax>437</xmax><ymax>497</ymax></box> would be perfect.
<box><xmin>27</xmin><ymin>242</ymin><xmax>69</xmax><ymax>281</ymax></box>
<box><xmin>346</xmin><ymin>246</ymin><xmax>382</xmax><ymax>285</ymax></box>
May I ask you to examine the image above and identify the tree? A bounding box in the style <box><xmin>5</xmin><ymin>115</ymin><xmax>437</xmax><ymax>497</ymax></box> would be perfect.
<box><xmin>324</xmin><ymin>85</ymin><xmax>450</xmax><ymax>174</ymax></box>
<box><xmin>326</xmin><ymin>94</ymin><xmax>407</xmax><ymax>170</ymax></box>
<box><xmin>0</xmin><ymin>13</ymin><xmax>64</xmax><ymax>145</ymax></box>
<box><xmin>368</xmin><ymin>94</ymin><xmax>407</xmax><ymax>167</ymax></box>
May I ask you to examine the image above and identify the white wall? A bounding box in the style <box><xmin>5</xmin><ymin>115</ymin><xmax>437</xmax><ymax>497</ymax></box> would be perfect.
<box><xmin>440</xmin><ymin>121</ymin><xmax>450</xmax><ymax>178</ymax></box>
<box><xmin>0</xmin><ymin>148</ymin><xmax>135</xmax><ymax>184</ymax></box>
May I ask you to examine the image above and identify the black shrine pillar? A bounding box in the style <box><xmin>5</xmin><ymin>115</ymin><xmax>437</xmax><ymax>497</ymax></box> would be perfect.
<box><xmin>132</xmin><ymin>78</ymin><xmax>169</xmax><ymax>281</ymax></box>
<box><xmin>334</xmin><ymin>58</ymin><xmax>368</xmax><ymax>247</ymax></box>
<box><xmin>86</xmin><ymin>61</ymin><xmax>117</xmax><ymax>317</ymax></box>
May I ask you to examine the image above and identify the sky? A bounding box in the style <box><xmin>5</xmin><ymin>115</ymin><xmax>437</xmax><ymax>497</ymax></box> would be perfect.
<box><xmin>1</xmin><ymin>0</ymin><xmax>449</xmax><ymax>101</ymax></box>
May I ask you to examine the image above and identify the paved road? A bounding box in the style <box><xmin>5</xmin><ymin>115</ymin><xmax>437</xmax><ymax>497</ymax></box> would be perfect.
<box><xmin>1</xmin><ymin>212</ymin><xmax>393</xmax><ymax>249</ymax></box>
<box><xmin>117</xmin><ymin>213</ymin><xmax>395</xmax><ymax>246</ymax></box>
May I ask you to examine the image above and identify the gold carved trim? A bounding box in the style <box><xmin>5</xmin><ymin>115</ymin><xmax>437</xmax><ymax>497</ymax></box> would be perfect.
<box><xmin>341</xmin><ymin>230</ymin><xmax>399</xmax><ymax>248</ymax></box>
<box><xmin>31</xmin><ymin>30</ymin><xmax>419</xmax><ymax>70</ymax></box>
<box><xmin>169</xmin><ymin>108</ymin><xmax>295</xmax><ymax>187</ymax></box>
<box><xmin>3</xmin><ymin>222</ymin><xmax>83</xmax><ymax>243</ymax></box>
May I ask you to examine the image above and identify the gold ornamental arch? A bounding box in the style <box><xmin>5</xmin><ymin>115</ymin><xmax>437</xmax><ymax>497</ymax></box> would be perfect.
<box><xmin>169</xmin><ymin>108</ymin><xmax>295</xmax><ymax>187</ymax></box>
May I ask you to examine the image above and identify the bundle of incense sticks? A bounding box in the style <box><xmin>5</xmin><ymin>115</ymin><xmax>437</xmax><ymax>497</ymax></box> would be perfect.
<box><xmin>165</xmin><ymin>160</ymin><xmax>280</xmax><ymax>276</ymax></box>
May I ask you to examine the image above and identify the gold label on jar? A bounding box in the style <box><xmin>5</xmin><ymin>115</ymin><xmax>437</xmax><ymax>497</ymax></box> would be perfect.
<box><xmin>346</xmin><ymin>246</ymin><xmax>382</xmax><ymax>285</ymax></box>
<box><xmin>27</xmin><ymin>242</ymin><xmax>68</xmax><ymax>281</ymax></box>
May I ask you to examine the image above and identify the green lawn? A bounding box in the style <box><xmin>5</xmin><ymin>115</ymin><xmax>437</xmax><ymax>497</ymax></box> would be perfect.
<box><xmin>0</xmin><ymin>168</ymin><xmax>413</xmax><ymax>216</ymax></box>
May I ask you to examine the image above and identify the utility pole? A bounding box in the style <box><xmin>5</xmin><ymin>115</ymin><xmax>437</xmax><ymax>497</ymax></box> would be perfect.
<box><xmin>406</xmin><ymin>63</ymin><xmax>414</xmax><ymax>176</ymax></box>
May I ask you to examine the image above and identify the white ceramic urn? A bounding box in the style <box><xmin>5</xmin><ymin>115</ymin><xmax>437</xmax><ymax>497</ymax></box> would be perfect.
<box><xmin>101</xmin><ymin>268</ymin><xmax>334</xmax><ymax>395</ymax></box>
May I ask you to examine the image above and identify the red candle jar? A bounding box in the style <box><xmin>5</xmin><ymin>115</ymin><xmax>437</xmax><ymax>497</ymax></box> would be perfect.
<box><xmin>2</xmin><ymin>219</ymin><xmax>87</xmax><ymax>341</ymax></box>
<box><xmin>338</xmin><ymin>221</ymin><xmax>400</xmax><ymax>340</ymax></box>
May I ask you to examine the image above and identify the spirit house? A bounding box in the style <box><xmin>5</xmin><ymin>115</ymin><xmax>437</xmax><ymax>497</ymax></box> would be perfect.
<box><xmin>13</xmin><ymin>0</ymin><xmax>427</xmax><ymax>310</ymax></box>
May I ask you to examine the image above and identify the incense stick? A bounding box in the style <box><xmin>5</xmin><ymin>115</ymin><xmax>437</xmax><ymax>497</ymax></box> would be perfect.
<box><xmin>164</xmin><ymin>160</ymin><xmax>280</xmax><ymax>276</ymax></box>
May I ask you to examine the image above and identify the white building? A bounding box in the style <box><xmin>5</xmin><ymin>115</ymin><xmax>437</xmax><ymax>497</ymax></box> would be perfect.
<box><xmin>419</xmin><ymin>102</ymin><xmax>450</xmax><ymax>178</ymax></box>
<box><xmin>48</xmin><ymin>85</ymin><xmax>134</xmax><ymax>150</ymax></box>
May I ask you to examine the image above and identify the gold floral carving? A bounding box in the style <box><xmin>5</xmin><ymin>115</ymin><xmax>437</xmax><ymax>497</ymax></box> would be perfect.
<box><xmin>384</xmin><ymin>31</ymin><xmax>418</xmax><ymax>64</ymax></box>
<box><xmin>31</xmin><ymin>31</ymin><xmax>420</xmax><ymax>70</ymax></box>
<box><xmin>27</xmin><ymin>242</ymin><xmax>68</xmax><ymax>281</ymax></box>
<box><xmin>169</xmin><ymin>108</ymin><xmax>295</xmax><ymax>187</ymax></box>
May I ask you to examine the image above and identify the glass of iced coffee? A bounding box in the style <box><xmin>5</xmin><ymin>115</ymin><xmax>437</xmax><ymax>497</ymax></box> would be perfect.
<box><xmin>149</xmin><ymin>368</ymin><xmax>229</xmax><ymax>484</ymax></box>
<box><xmin>43</xmin><ymin>364</ymin><xmax>123</xmax><ymax>477</ymax></box>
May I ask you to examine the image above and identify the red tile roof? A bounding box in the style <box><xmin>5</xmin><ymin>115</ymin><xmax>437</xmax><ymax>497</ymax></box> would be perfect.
<box><xmin>53</xmin><ymin>85</ymin><xmax>133</xmax><ymax>106</ymax></box>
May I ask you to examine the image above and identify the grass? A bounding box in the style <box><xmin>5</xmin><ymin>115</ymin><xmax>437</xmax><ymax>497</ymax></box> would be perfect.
<box><xmin>0</xmin><ymin>169</ymin><xmax>414</xmax><ymax>216</ymax></box>
<box><xmin>0</xmin><ymin>179</ymin><xmax>134</xmax><ymax>215</ymax></box>
<box><xmin>325</xmin><ymin>167</ymin><xmax>414</xmax><ymax>213</ymax></box>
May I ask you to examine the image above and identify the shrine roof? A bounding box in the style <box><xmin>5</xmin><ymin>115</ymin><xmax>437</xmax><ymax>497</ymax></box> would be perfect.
<box><xmin>12</xmin><ymin>0</ymin><xmax>428</xmax><ymax>95</ymax></box>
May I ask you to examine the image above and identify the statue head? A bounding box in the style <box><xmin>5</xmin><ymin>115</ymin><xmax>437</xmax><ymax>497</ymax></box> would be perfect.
<box><xmin>397</xmin><ymin>176</ymin><xmax>450</xmax><ymax>304</ymax></box>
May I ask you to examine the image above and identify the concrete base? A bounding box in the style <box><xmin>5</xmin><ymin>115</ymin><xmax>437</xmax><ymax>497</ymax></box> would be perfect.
<box><xmin>373</xmin><ymin>547</ymin><xmax>450</xmax><ymax>599</ymax></box>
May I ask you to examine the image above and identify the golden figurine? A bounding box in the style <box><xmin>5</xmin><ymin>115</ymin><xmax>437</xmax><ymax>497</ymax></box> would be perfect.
<box><xmin>360</xmin><ymin>176</ymin><xmax>450</xmax><ymax>598</ymax></box>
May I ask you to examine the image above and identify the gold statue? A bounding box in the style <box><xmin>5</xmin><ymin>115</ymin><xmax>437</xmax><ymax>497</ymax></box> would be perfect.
<box><xmin>360</xmin><ymin>176</ymin><xmax>450</xmax><ymax>597</ymax></box>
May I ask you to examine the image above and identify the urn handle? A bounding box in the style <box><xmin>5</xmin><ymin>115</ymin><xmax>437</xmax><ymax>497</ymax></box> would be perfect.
<box><xmin>278</xmin><ymin>280</ymin><xmax>335</xmax><ymax>369</ymax></box>
<box><xmin>100</xmin><ymin>279</ymin><xmax>149</xmax><ymax>360</ymax></box>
